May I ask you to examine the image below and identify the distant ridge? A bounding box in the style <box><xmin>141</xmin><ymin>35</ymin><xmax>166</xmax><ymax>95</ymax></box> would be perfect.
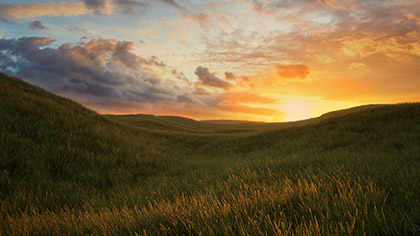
<box><xmin>0</xmin><ymin>72</ymin><xmax>415</xmax><ymax>130</ymax></box>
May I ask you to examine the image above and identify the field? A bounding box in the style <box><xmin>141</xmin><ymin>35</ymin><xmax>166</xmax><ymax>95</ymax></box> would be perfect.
<box><xmin>1</xmin><ymin>72</ymin><xmax>420</xmax><ymax>235</ymax></box>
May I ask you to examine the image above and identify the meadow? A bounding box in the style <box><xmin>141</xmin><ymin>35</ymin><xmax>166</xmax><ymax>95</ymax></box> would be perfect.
<box><xmin>1</xmin><ymin>72</ymin><xmax>420</xmax><ymax>235</ymax></box>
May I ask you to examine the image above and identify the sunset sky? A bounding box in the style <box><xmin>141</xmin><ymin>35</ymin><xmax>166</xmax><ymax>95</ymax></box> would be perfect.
<box><xmin>1</xmin><ymin>0</ymin><xmax>419</xmax><ymax>121</ymax></box>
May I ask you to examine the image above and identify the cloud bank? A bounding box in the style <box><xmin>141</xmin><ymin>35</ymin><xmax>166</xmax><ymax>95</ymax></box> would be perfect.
<box><xmin>195</xmin><ymin>66</ymin><xmax>230</xmax><ymax>89</ymax></box>
<box><xmin>0</xmin><ymin>0</ymin><xmax>149</xmax><ymax>21</ymax></box>
<box><xmin>0</xmin><ymin>37</ymin><xmax>280</xmax><ymax>120</ymax></box>
<box><xmin>0</xmin><ymin>37</ymin><xmax>177</xmax><ymax>107</ymax></box>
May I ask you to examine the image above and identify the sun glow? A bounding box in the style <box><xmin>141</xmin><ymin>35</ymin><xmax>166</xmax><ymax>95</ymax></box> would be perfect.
<box><xmin>282</xmin><ymin>100</ymin><xmax>311</xmax><ymax>121</ymax></box>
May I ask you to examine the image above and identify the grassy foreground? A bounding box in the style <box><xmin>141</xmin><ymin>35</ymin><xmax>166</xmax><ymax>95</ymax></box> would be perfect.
<box><xmin>1</xmin><ymin>72</ymin><xmax>420</xmax><ymax>235</ymax></box>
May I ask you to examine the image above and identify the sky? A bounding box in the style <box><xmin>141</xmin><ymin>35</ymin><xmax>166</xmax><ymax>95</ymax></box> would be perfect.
<box><xmin>1</xmin><ymin>0</ymin><xmax>419</xmax><ymax>122</ymax></box>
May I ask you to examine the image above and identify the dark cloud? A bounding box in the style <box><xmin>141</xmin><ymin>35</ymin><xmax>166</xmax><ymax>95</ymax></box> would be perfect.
<box><xmin>114</xmin><ymin>0</ymin><xmax>149</xmax><ymax>15</ymax></box>
<box><xmin>275</xmin><ymin>64</ymin><xmax>309</xmax><ymax>79</ymax></box>
<box><xmin>157</xmin><ymin>0</ymin><xmax>180</xmax><ymax>8</ymax></box>
<box><xmin>225</xmin><ymin>71</ymin><xmax>236</xmax><ymax>80</ymax></box>
<box><xmin>223</xmin><ymin>71</ymin><xmax>255</xmax><ymax>88</ymax></box>
<box><xmin>172</xmin><ymin>69</ymin><xmax>190</xmax><ymax>84</ymax></box>
<box><xmin>112</xmin><ymin>40</ymin><xmax>143</xmax><ymax>69</ymax></box>
<box><xmin>176</xmin><ymin>94</ymin><xmax>192</xmax><ymax>103</ymax></box>
<box><xmin>83</xmin><ymin>0</ymin><xmax>107</xmax><ymax>13</ymax></box>
<box><xmin>29</xmin><ymin>20</ymin><xmax>48</xmax><ymax>30</ymax></box>
<box><xmin>83</xmin><ymin>0</ymin><xmax>106</xmax><ymax>9</ymax></box>
<box><xmin>156</xmin><ymin>0</ymin><xmax>188</xmax><ymax>12</ymax></box>
<box><xmin>195</xmin><ymin>66</ymin><xmax>230</xmax><ymax>89</ymax></box>
<box><xmin>0</xmin><ymin>37</ymin><xmax>177</xmax><ymax>107</ymax></box>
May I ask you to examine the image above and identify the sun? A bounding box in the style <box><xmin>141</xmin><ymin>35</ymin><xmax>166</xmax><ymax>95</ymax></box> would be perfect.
<box><xmin>282</xmin><ymin>100</ymin><xmax>311</xmax><ymax>121</ymax></box>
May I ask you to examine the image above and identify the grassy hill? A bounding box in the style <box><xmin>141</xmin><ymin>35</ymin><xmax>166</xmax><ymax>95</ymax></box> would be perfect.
<box><xmin>1</xmin><ymin>72</ymin><xmax>420</xmax><ymax>235</ymax></box>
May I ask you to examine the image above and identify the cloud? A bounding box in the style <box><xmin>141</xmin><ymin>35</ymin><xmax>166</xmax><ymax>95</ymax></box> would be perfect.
<box><xmin>0</xmin><ymin>2</ymin><xmax>92</xmax><ymax>19</ymax></box>
<box><xmin>317</xmin><ymin>0</ymin><xmax>357</xmax><ymax>11</ymax></box>
<box><xmin>194</xmin><ymin>66</ymin><xmax>231</xmax><ymax>89</ymax></box>
<box><xmin>225</xmin><ymin>71</ymin><xmax>236</xmax><ymax>80</ymax></box>
<box><xmin>0</xmin><ymin>0</ymin><xmax>149</xmax><ymax>20</ymax></box>
<box><xmin>111</xmin><ymin>40</ymin><xmax>159</xmax><ymax>69</ymax></box>
<box><xmin>223</xmin><ymin>71</ymin><xmax>255</xmax><ymax>88</ymax></box>
<box><xmin>250</xmin><ymin>0</ymin><xmax>310</xmax><ymax>14</ymax></box>
<box><xmin>201</xmin><ymin>0</ymin><xmax>420</xmax><ymax>73</ymax></box>
<box><xmin>156</xmin><ymin>0</ymin><xmax>187</xmax><ymax>12</ymax></box>
<box><xmin>82</xmin><ymin>0</ymin><xmax>107</xmax><ymax>13</ymax></box>
<box><xmin>275</xmin><ymin>64</ymin><xmax>310</xmax><ymax>79</ymax></box>
<box><xmin>83</xmin><ymin>0</ymin><xmax>149</xmax><ymax>15</ymax></box>
<box><xmin>28</xmin><ymin>20</ymin><xmax>48</xmax><ymax>30</ymax></box>
<box><xmin>172</xmin><ymin>69</ymin><xmax>190</xmax><ymax>84</ymax></box>
<box><xmin>0</xmin><ymin>37</ymin><xmax>286</xmax><ymax>120</ymax></box>
<box><xmin>0</xmin><ymin>37</ymin><xmax>177</xmax><ymax>107</ymax></box>
<box><xmin>114</xmin><ymin>0</ymin><xmax>149</xmax><ymax>15</ymax></box>
<box><xmin>348</xmin><ymin>62</ymin><xmax>368</xmax><ymax>72</ymax></box>
<box><xmin>0</xmin><ymin>5</ymin><xmax>15</xmax><ymax>23</ymax></box>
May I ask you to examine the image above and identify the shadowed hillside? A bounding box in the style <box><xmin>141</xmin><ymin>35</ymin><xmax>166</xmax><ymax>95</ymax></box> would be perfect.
<box><xmin>1</xmin><ymin>72</ymin><xmax>420</xmax><ymax>235</ymax></box>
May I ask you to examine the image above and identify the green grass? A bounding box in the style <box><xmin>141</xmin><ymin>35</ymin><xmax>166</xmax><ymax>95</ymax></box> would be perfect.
<box><xmin>1</xmin><ymin>72</ymin><xmax>420</xmax><ymax>235</ymax></box>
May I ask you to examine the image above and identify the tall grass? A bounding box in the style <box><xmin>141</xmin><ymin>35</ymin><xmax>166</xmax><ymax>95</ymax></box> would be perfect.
<box><xmin>1</xmin><ymin>72</ymin><xmax>420</xmax><ymax>235</ymax></box>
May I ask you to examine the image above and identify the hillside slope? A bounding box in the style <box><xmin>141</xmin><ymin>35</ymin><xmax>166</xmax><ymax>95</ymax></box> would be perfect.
<box><xmin>0</xmin><ymin>73</ymin><xmax>172</xmax><ymax>204</ymax></box>
<box><xmin>1</xmin><ymin>72</ymin><xmax>420</xmax><ymax>235</ymax></box>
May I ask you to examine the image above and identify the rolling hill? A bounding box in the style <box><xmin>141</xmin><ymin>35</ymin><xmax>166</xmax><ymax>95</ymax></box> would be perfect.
<box><xmin>1</xmin><ymin>72</ymin><xmax>420</xmax><ymax>235</ymax></box>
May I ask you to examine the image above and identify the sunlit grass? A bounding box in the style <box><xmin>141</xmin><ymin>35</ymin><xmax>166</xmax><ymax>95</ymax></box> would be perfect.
<box><xmin>1</xmin><ymin>170</ymin><xmax>391</xmax><ymax>235</ymax></box>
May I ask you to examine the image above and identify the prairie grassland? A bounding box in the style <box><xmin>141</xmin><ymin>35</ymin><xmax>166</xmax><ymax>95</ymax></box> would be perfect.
<box><xmin>1</xmin><ymin>72</ymin><xmax>420</xmax><ymax>235</ymax></box>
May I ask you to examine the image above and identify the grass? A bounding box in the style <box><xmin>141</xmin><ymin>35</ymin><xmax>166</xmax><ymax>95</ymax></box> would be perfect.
<box><xmin>1</xmin><ymin>72</ymin><xmax>420</xmax><ymax>235</ymax></box>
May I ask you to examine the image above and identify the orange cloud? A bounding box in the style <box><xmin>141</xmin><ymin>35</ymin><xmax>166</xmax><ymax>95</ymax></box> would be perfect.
<box><xmin>0</xmin><ymin>2</ymin><xmax>94</xmax><ymax>19</ymax></box>
<box><xmin>27</xmin><ymin>37</ymin><xmax>56</xmax><ymax>46</ymax></box>
<box><xmin>275</xmin><ymin>64</ymin><xmax>310</xmax><ymax>79</ymax></box>
<box><xmin>340</xmin><ymin>32</ymin><xmax>420</xmax><ymax>60</ymax></box>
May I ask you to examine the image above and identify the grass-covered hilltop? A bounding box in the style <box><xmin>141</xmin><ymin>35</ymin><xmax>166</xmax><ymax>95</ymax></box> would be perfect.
<box><xmin>1</xmin><ymin>72</ymin><xmax>420</xmax><ymax>235</ymax></box>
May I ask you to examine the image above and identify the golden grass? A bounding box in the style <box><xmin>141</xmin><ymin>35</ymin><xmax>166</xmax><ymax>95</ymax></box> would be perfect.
<box><xmin>1</xmin><ymin>169</ymin><xmax>388</xmax><ymax>235</ymax></box>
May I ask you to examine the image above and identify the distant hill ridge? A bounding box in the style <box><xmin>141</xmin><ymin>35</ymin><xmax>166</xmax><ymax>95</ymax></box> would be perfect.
<box><xmin>1</xmin><ymin>72</ymin><xmax>399</xmax><ymax>134</ymax></box>
<box><xmin>2</xmin><ymin>72</ymin><xmax>419</xmax><ymax>135</ymax></box>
